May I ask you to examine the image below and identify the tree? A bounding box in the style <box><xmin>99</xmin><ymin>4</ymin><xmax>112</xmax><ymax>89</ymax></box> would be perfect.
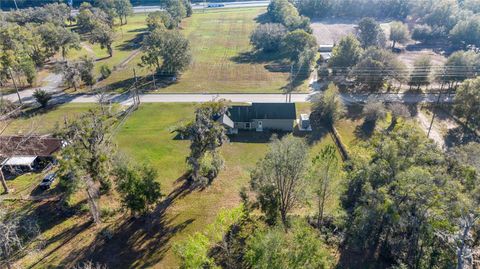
<box><xmin>438</xmin><ymin>51</ymin><xmax>480</xmax><ymax>90</ymax></box>
<box><xmin>79</xmin><ymin>57</ymin><xmax>95</xmax><ymax>88</ymax></box>
<box><xmin>57</xmin><ymin>61</ymin><xmax>81</xmax><ymax>91</ymax></box>
<box><xmin>250</xmin><ymin>23</ymin><xmax>287</xmax><ymax>52</ymax></box>
<box><xmin>141</xmin><ymin>29</ymin><xmax>192</xmax><ymax>75</ymax></box>
<box><xmin>309</xmin><ymin>145</ymin><xmax>340</xmax><ymax>228</ymax></box>
<box><xmin>267</xmin><ymin>0</ymin><xmax>312</xmax><ymax>32</ymax></box>
<box><xmin>454</xmin><ymin>77</ymin><xmax>480</xmax><ymax>129</ymax></box>
<box><xmin>37</xmin><ymin>22</ymin><xmax>80</xmax><ymax>60</ymax></box>
<box><xmin>357</xmin><ymin>17</ymin><xmax>386</xmax><ymax>48</ymax></box>
<box><xmin>115</xmin><ymin>160</ymin><xmax>162</xmax><ymax>216</ymax></box>
<box><xmin>0</xmin><ymin>211</ymin><xmax>40</xmax><ymax>269</ymax></box>
<box><xmin>343</xmin><ymin>125</ymin><xmax>456</xmax><ymax>267</ymax></box>
<box><xmin>283</xmin><ymin>29</ymin><xmax>317</xmax><ymax>61</ymax></box>
<box><xmin>58</xmin><ymin>108</ymin><xmax>117</xmax><ymax>224</ymax></box>
<box><xmin>411</xmin><ymin>24</ymin><xmax>435</xmax><ymax>43</ymax></box>
<box><xmin>173</xmin><ymin>102</ymin><xmax>228</xmax><ymax>185</ymax></box>
<box><xmin>250</xmin><ymin>135</ymin><xmax>309</xmax><ymax>226</ymax></box>
<box><xmin>409</xmin><ymin>55</ymin><xmax>432</xmax><ymax>90</ymax></box>
<box><xmin>113</xmin><ymin>0</ymin><xmax>133</xmax><ymax>25</ymax></box>
<box><xmin>310</xmin><ymin>83</ymin><xmax>346</xmax><ymax>128</ymax></box>
<box><xmin>351</xmin><ymin>47</ymin><xmax>406</xmax><ymax>90</ymax></box>
<box><xmin>163</xmin><ymin>0</ymin><xmax>187</xmax><ymax>27</ymax></box>
<box><xmin>388</xmin><ymin>103</ymin><xmax>410</xmax><ymax>130</ymax></box>
<box><xmin>89</xmin><ymin>22</ymin><xmax>115</xmax><ymax>57</ymax></box>
<box><xmin>77</xmin><ymin>3</ymin><xmax>112</xmax><ymax>33</ymax></box>
<box><xmin>447</xmin><ymin>143</ymin><xmax>480</xmax><ymax>269</ymax></box>
<box><xmin>56</xmin><ymin>59</ymin><xmax>94</xmax><ymax>91</ymax></box>
<box><xmin>146</xmin><ymin>11</ymin><xmax>174</xmax><ymax>31</ymax></box>
<box><xmin>450</xmin><ymin>15</ymin><xmax>480</xmax><ymax>49</ymax></box>
<box><xmin>32</xmin><ymin>89</ymin><xmax>52</xmax><ymax>108</ymax></box>
<box><xmin>328</xmin><ymin>34</ymin><xmax>363</xmax><ymax>70</ymax></box>
<box><xmin>389</xmin><ymin>21</ymin><xmax>409</xmax><ymax>49</ymax></box>
<box><xmin>296</xmin><ymin>0</ymin><xmax>333</xmax><ymax>18</ymax></box>
<box><xmin>362</xmin><ymin>97</ymin><xmax>386</xmax><ymax>124</ymax></box>
<box><xmin>245</xmin><ymin>221</ymin><xmax>332</xmax><ymax>268</ymax></box>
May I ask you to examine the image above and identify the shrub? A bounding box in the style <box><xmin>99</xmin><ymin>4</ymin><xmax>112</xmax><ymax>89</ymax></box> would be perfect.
<box><xmin>33</xmin><ymin>89</ymin><xmax>52</xmax><ymax>108</ymax></box>
<box><xmin>100</xmin><ymin>64</ymin><xmax>112</xmax><ymax>80</ymax></box>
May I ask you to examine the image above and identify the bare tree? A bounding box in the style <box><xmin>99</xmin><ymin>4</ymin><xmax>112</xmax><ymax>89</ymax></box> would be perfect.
<box><xmin>0</xmin><ymin>210</ymin><xmax>40</xmax><ymax>269</ymax></box>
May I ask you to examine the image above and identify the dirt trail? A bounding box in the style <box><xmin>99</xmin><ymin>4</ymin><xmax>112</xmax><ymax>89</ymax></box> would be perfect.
<box><xmin>117</xmin><ymin>49</ymin><xmax>141</xmax><ymax>70</ymax></box>
<box><xmin>417</xmin><ymin>111</ymin><xmax>444</xmax><ymax>149</ymax></box>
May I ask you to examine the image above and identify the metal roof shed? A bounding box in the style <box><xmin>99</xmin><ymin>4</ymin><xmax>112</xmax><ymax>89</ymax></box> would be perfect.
<box><xmin>1</xmin><ymin>156</ymin><xmax>37</xmax><ymax>167</ymax></box>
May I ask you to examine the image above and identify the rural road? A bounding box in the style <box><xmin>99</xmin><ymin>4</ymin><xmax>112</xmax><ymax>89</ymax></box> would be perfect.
<box><xmin>3</xmin><ymin>91</ymin><xmax>452</xmax><ymax>105</ymax></box>
<box><xmin>70</xmin><ymin>1</ymin><xmax>270</xmax><ymax>15</ymax></box>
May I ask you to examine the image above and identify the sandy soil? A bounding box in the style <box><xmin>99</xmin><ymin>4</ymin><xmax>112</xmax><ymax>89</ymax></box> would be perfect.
<box><xmin>416</xmin><ymin>107</ymin><xmax>458</xmax><ymax>150</ymax></box>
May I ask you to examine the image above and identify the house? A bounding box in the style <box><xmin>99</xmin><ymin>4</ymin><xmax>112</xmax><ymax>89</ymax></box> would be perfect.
<box><xmin>0</xmin><ymin>136</ymin><xmax>62</xmax><ymax>175</ymax></box>
<box><xmin>318</xmin><ymin>44</ymin><xmax>334</xmax><ymax>63</ymax></box>
<box><xmin>218</xmin><ymin>103</ymin><xmax>297</xmax><ymax>133</ymax></box>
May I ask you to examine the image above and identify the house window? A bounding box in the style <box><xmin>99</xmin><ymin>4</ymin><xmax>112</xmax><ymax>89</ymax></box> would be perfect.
<box><xmin>245</xmin><ymin>122</ymin><xmax>251</xmax><ymax>129</ymax></box>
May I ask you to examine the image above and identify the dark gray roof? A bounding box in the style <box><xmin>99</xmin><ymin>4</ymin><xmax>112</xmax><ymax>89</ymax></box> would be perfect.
<box><xmin>228</xmin><ymin>103</ymin><xmax>296</xmax><ymax>122</ymax></box>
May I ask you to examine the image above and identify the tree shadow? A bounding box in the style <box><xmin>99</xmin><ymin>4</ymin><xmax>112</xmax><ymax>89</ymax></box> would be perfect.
<box><xmin>345</xmin><ymin>104</ymin><xmax>364</xmax><ymax>121</ymax></box>
<box><xmin>230</xmin><ymin>50</ymin><xmax>289</xmax><ymax>67</ymax></box>
<box><xmin>354</xmin><ymin>120</ymin><xmax>375</xmax><ymax>140</ymax></box>
<box><xmin>254</xmin><ymin>13</ymin><xmax>271</xmax><ymax>24</ymax></box>
<box><xmin>304</xmin><ymin>125</ymin><xmax>330</xmax><ymax>146</ymax></box>
<box><xmin>444</xmin><ymin>126</ymin><xmax>480</xmax><ymax>148</ymax></box>
<box><xmin>67</xmin><ymin>173</ymin><xmax>199</xmax><ymax>268</ymax></box>
<box><xmin>15</xmin><ymin>200</ymin><xmax>92</xmax><ymax>268</ymax></box>
<box><xmin>117</xmin><ymin>32</ymin><xmax>147</xmax><ymax>51</ymax></box>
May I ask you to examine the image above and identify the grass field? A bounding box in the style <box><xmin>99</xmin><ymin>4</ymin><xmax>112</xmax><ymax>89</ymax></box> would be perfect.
<box><xmin>98</xmin><ymin>8</ymin><xmax>302</xmax><ymax>94</ymax></box>
<box><xmin>5</xmin><ymin>102</ymin><xmax>338</xmax><ymax>268</ymax></box>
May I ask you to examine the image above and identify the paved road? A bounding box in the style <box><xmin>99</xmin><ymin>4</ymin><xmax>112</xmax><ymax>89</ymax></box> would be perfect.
<box><xmin>70</xmin><ymin>1</ymin><xmax>270</xmax><ymax>15</ymax></box>
<box><xmin>13</xmin><ymin>92</ymin><xmax>451</xmax><ymax>105</ymax></box>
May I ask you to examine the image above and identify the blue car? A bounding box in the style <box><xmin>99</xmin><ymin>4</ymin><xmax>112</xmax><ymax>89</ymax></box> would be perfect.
<box><xmin>207</xmin><ymin>3</ymin><xmax>225</xmax><ymax>8</ymax></box>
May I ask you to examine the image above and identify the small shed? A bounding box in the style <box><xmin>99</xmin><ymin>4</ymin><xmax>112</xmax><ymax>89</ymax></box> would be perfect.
<box><xmin>297</xmin><ymin>114</ymin><xmax>312</xmax><ymax>131</ymax></box>
<box><xmin>318</xmin><ymin>44</ymin><xmax>334</xmax><ymax>52</ymax></box>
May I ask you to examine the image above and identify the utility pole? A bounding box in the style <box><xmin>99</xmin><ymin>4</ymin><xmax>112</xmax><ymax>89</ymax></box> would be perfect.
<box><xmin>427</xmin><ymin>70</ymin><xmax>446</xmax><ymax>138</ymax></box>
<box><xmin>8</xmin><ymin>68</ymin><xmax>22</xmax><ymax>104</ymax></box>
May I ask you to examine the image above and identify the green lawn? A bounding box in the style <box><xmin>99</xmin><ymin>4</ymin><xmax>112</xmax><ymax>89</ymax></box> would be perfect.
<box><xmin>6</xmin><ymin>102</ymin><xmax>339</xmax><ymax>268</ymax></box>
<box><xmin>99</xmin><ymin>8</ymin><xmax>305</xmax><ymax>94</ymax></box>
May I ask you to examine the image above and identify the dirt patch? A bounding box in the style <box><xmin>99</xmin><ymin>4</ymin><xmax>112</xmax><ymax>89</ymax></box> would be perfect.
<box><xmin>311</xmin><ymin>18</ymin><xmax>391</xmax><ymax>45</ymax></box>
<box><xmin>397</xmin><ymin>49</ymin><xmax>447</xmax><ymax>68</ymax></box>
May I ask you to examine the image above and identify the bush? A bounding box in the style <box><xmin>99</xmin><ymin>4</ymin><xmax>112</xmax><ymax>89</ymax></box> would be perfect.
<box><xmin>32</xmin><ymin>89</ymin><xmax>52</xmax><ymax>108</ymax></box>
<box><xmin>100</xmin><ymin>64</ymin><xmax>112</xmax><ymax>80</ymax></box>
